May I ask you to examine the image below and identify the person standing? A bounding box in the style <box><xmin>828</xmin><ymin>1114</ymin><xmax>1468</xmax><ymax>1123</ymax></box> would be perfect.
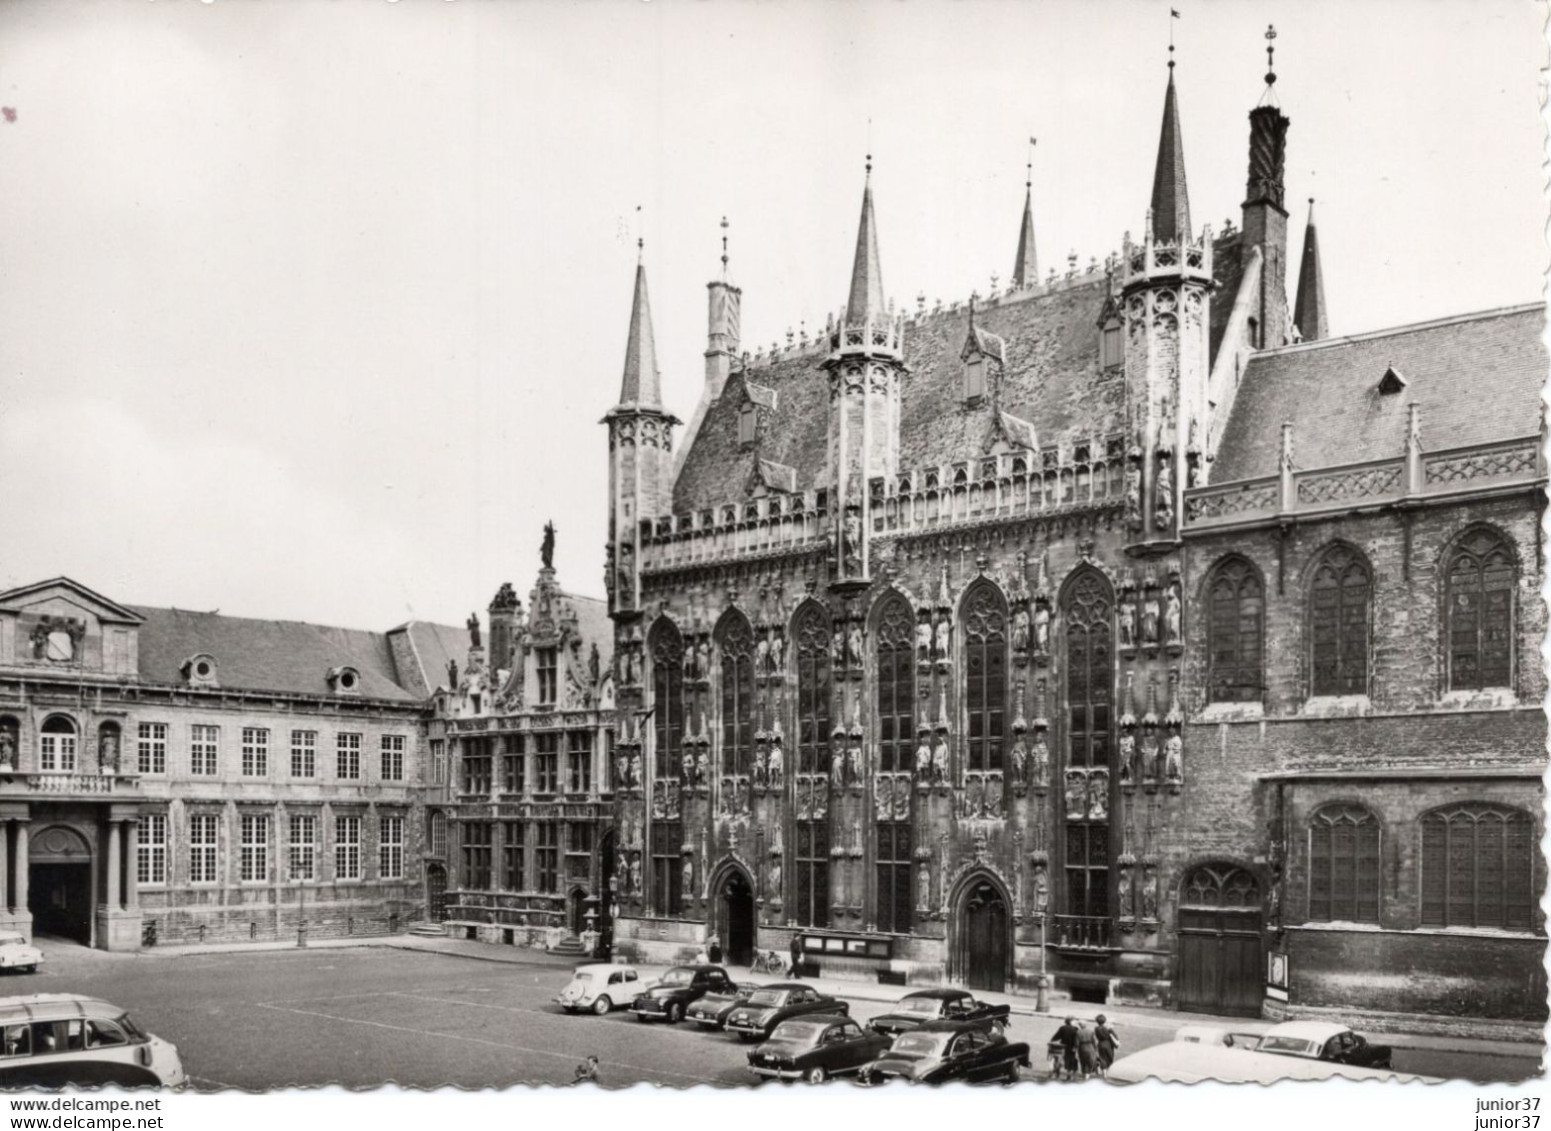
<box><xmin>1094</xmin><ymin>1014</ymin><xmax>1120</xmax><ymax>1076</ymax></box>
<box><xmin>788</xmin><ymin>934</ymin><xmax>804</xmax><ymax>978</ymax></box>
<box><xmin>1051</xmin><ymin>1017</ymin><xmax>1080</xmax><ymax>1080</ymax></box>
<box><xmin>1075</xmin><ymin>1020</ymin><xmax>1099</xmax><ymax>1079</ymax></box>
<box><xmin>707</xmin><ymin>933</ymin><xmax>723</xmax><ymax>965</ymax></box>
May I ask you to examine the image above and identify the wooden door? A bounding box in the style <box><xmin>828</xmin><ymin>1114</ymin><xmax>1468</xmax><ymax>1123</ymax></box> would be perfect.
<box><xmin>963</xmin><ymin>882</ymin><xmax>1009</xmax><ymax>992</ymax></box>
<box><xmin>724</xmin><ymin>873</ymin><xmax>755</xmax><ymax>967</ymax></box>
<box><xmin>426</xmin><ymin>863</ymin><xmax>448</xmax><ymax>922</ymax></box>
<box><xmin>1177</xmin><ymin>864</ymin><xmax>1263</xmax><ymax>1016</ymax></box>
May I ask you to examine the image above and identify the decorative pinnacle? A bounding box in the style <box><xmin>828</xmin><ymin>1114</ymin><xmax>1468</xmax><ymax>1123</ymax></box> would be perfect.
<box><xmin>720</xmin><ymin>215</ymin><xmax>729</xmax><ymax>277</ymax></box>
<box><xmin>1265</xmin><ymin>23</ymin><xmax>1277</xmax><ymax>86</ymax></box>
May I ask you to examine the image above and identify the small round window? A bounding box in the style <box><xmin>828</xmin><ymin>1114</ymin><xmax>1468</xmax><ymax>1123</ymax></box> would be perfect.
<box><xmin>339</xmin><ymin>671</ymin><xmax>357</xmax><ymax>690</ymax></box>
<box><xmin>194</xmin><ymin>660</ymin><xmax>212</xmax><ymax>678</ymax></box>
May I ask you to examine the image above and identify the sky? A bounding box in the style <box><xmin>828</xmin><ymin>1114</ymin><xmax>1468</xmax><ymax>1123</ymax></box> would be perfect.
<box><xmin>0</xmin><ymin>0</ymin><xmax>1544</xmax><ymax>633</ymax></box>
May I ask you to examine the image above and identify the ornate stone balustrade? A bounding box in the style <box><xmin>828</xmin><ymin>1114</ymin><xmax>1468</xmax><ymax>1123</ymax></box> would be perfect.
<box><xmin>873</xmin><ymin>452</ymin><xmax>1127</xmax><ymax>538</ymax></box>
<box><xmin>1183</xmin><ymin>475</ymin><xmax>1278</xmax><ymax>524</ymax></box>
<box><xmin>1423</xmin><ymin>436</ymin><xmax>1541</xmax><ymax>489</ymax></box>
<box><xmin>828</xmin><ymin>311</ymin><xmax>905</xmax><ymax>357</ymax></box>
<box><xmin>1295</xmin><ymin>459</ymin><xmax>1404</xmax><ymax>506</ymax></box>
<box><xmin>1121</xmin><ymin>231</ymin><xmax>1214</xmax><ymax>288</ymax></box>
<box><xmin>1050</xmin><ymin>913</ymin><xmax>1116</xmax><ymax>951</ymax></box>
<box><xmin>639</xmin><ymin>508</ymin><xmax>828</xmax><ymax>575</ymax></box>
<box><xmin>10</xmin><ymin>772</ymin><xmax>138</xmax><ymax>796</ymax></box>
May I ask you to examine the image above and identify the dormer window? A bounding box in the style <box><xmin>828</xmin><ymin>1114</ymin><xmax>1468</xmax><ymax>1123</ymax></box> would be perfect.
<box><xmin>328</xmin><ymin>666</ymin><xmax>360</xmax><ymax>694</ymax></box>
<box><xmin>182</xmin><ymin>653</ymin><xmax>219</xmax><ymax>688</ymax></box>
<box><xmin>536</xmin><ymin>648</ymin><xmax>558</xmax><ymax>705</ymax></box>
<box><xmin>964</xmin><ymin>356</ymin><xmax>987</xmax><ymax>402</ymax></box>
<box><xmin>738</xmin><ymin>404</ymin><xmax>757</xmax><ymax>445</ymax></box>
<box><xmin>1378</xmin><ymin>366</ymin><xmax>1407</xmax><ymax>395</ymax></box>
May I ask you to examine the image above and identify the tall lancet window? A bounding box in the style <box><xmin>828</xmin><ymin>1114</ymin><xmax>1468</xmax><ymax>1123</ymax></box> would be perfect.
<box><xmin>650</xmin><ymin>620</ymin><xmax>685</xmax><ymax>781</ymax></box>
<box><xmin>874</xmin><ymin>595</ymin><xmax>915</xmax><ymax>775</ymax></box>
<box><xmin>793</xmin><ymin>603</ymin><xmax>831</xmax><ymax>775</ymax></box>
<box><xmin>961</xmin><ymin>582</ymin><xmax>1008</xmax><ymax>775</ymax></box>
<box><xmin>1063</xmin><ymin>570</ymin><xmax>1113</xmax><ymax>919</ymax></box>
<box><xmin>718</xmin><ymin>612</ymin><xmax>756</xmax><ymax>777</ymax></box>
<box><xmin>1445</xmin><ymin>529</ymin><xmax>1515</xmax><ymax>692</ymax></box>
<box><xmin>1309</xmin><ymin>544</ymin><xmax>1371</xmax><ymax>697</ymax></box>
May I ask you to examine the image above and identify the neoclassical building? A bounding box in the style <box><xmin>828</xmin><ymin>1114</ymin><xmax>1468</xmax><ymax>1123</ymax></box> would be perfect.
<box><xmin>600</xmin><ymin>45</ymin><xmax>1546</xmax><ymax>1034</ymax></box>
<box><xmin>0</xmin><ymin>577</ymin><xmax>457</xmax><ymax>948</ymax></box>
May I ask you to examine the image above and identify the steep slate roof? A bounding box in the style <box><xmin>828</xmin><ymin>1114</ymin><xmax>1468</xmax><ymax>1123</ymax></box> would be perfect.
<box><xmin>1292</xmin><ymin>201</ymin><xmax>1328</xmax><ymax>342</ymax></box>
<box><xmin>1012</xmin><ymin>185</ymin><xmax>1038</xmax><ymax>288</ymax></box>
<box><xmin>846</xmin><ymin>172</ymin><xmax>886</xmax><ymax>323</ymax></box>
<box><xmin>1208</xmin><ymin>232</ymin><xmax>1245</xmax><ymax>365</ymax></box>
<box><xmin>388</xmin><ymin>620</ymin><xmax>468</xmax><ymax>697</ymax></box>
<box><xmin>1149</xmin><ymin>69</ymin><xmax>1192</xmax><ymax>244</ymax></box>
<box><xmin>615</xmin><ymin>260</ymin><xmax>663</xmax><ymax>410</ymax></box>
<box><xmin>1212</xmin><ymin>304</ymin><xmax>1545</xmax><ymax>482</ymax></box>
<box><xmin>132</xmin><ymin>606</ymin><xmax>451</xmax><ymax>701</ymax></box>
<box><xmin>564</xmin><ymin>591</ymin><xmax>615</xmax><ymax>673</ymax></box>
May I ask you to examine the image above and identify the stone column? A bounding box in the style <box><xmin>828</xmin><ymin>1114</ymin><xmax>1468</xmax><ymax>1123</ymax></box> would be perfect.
<box><xmin>106</xmin><ymin>818</ymin><xmax>123</xmax><ymax>910</ymax></box>
<box><xmin>14</xmin><ymin>824</ymin><xmax>29</xmax><ymax>915</ymax></box>
<box><xmin>124</xmin><ymin>821</ymin><xmax>139</xmax><ymax>909</ymax></box>
<box><xmin>0</xmin><ymin>823</ymin><xmax>9</xmax><ymax>914</ymax></box>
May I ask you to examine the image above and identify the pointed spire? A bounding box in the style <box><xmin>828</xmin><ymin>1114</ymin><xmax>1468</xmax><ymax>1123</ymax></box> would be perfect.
<box><xmin>845</xmin><ymin>155</ymin><xmax>886</xmax><ymax>323</ymax></box>
<box><xmin>1149</xmin><ymin>66</ymin><xmax>1192</xmax><ymax>244</ymax></box>
<box><xmin>1013</xmin><ymin>141</ymin><xmax>1039</xmax><ymax>288</ymax></box>
<box><xmin>618</xmin><ymin>245</ymin><xmax>662</xmax><ymax>408</ymax></box>
<box><xmin>1293</xmin><ymin>198</ymin><xmax>1328</xmax><ymax>342</ymax></box>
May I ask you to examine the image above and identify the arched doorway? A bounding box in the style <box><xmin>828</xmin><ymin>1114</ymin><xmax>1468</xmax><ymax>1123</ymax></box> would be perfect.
<box><xmin>425</xmin><ymin>863</ymin><xmax>448</xmax><ymax>922</ymax></box>
<box><xmin>1176</xmin><ymin>863</ymin><xmax>1263</xmax><ymax>1016</ymax></box>
<box><xmin>713</xmin><ymin>866</ymin><xmax>755</xmax><ymax>967</ymax></box>
<box><xmin>955</xmin><ymin>875</ymin><xmax>1012</xmax><ymax>992</ymax></box>
<box><xmin>30</xmin><ymin>825</ymin><xmax>92</xmax><ymax>944</ymax></box>
<box><xmin>568</xmin><ymin>888</ymin><xmax>588</xmax><ymax>935</ymax></box>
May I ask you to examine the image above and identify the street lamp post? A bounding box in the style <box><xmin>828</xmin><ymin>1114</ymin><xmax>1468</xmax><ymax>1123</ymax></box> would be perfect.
<box><xmin>1035</xmin><ymin>907</ymin><xmax>1050</xmax><ymax>1012</ymax></box>
<box><xmin>297</xmin><ymin>876</ymin><xmax>309</xmax><ymax>948</ymax></box>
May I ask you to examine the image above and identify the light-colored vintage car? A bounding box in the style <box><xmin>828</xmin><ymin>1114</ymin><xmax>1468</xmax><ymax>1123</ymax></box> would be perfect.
<box><xmin>1107</xmin><ymin>1037</ymin><xmax>1435</xmax><ymax>1085</ymax></box>
<box><xmin>0</xmin><ymin>932</ymin><xmax>42</xmax><ymax>974</ymax></box>
<box><xmin>554</xmin><ymin>963</ymin><xmax>641</xmax><ymax>1015</ymax></box>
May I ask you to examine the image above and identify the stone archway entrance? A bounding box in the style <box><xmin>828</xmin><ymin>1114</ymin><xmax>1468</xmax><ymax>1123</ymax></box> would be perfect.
<box><xmin>954</xmin><ymin>874</ymin><xmax>1012</xmax><ymax>992</ymax></box>
<box><xmin>1176</xmin><ymin>863</ymin><xmax>1264</xmax><ymax>1016</ymax></box>
<box><xmin>30</xmin><ymin>826</ymin><xmax>92</xmax><ymax>945</ymax></box>
<box><xmin>425</xmin><ymin>863</ymin><xmax>448</xmax><ymax>922</ymax></box>
<box><xmin>712</xmin><ymin>866</ymin><xmax>756</xmax><ymax>967</ymax></box>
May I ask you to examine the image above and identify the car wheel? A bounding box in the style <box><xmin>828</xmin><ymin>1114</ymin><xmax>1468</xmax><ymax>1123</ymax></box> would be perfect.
<box><xmin>667</xmin><ymin>1003</ymin><xmax>684</xmax><ymax>1024</ymax></box>
<box><xmin>804</xmin><ymin>1066</ymin><xmax>827</xmax><ymax>1085</ymax></box>
<box><xmin>1003</xmin><ymin>1061</ymin><xmax>1020</xmax><ymax>1085</ymax></box>
<box><xmin>592</xmin><ymin>996</ymin><xmax>612</xmax><ymax>1016</ymax></box>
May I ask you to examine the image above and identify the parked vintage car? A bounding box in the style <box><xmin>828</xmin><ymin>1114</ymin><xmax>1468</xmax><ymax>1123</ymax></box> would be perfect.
<box><xmin>1254</xmin><ymin>1021</ymin><xmax>1394</xmax><ymax>1069</ymax></box>
<box><xmin>629</xmin><ymin>965</ymin><xmax>732</xmax><ymax>1024</ymax></box>
<box><xmin>747</xmin><ymin>1014</ymin><xmax>894</xmax><ymax>1083</ymax></box>
<box><xmin>554</xmin><ymin>964</ymin><xmax>642</xmax><ymax>1015</ymax></box>
<box><xmin>0</xmin><ymin>995</ymin><xmax>184</xmax><ymax>1087</ymax></box>
<box><xmin>1107</xmin><ymin>1038</ymin><xmax>1433</xmax><ymax>1085</ymax></box>
<box><xmin>859</xmin><ymin>1020</ymin><xmax>1030</xmax><ymax>1085</ymax></box>
<box><xmin>0</xmin><ymin>933</ymin><xmax>42</xmax><ymax>976</ymax></box>
<box><xmin>867</xmin><ymin>989</ymin><xmax>1010</xmax><ymax>1038</ymax></box>
<box><xmin>686</xmin><ymin>981</ymin><xmax>764</xmax><ymax>1030</ymax></box>
<box><xmin>725</xmin><ymin>983</ymin><xmax>849</xmax><ymax>1041</ymax></box>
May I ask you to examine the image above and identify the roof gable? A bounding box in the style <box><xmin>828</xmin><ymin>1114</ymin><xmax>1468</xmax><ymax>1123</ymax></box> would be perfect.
<box><xmin>0</xmin><ymin>578</ymin><xmax>143</xmax><ymax>625</ymax></box>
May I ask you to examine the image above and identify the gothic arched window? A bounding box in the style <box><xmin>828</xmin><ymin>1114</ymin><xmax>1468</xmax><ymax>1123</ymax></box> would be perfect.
<box><xmin>1308</xmin><ymin>804</ymin><xmax>1380</xmax><ymax>922</ymax></box>
<box><xmin>1063</xmin><ymin>570</ymin><xmax>1113</xmax><ymax>920</ymax></box>
<box><xmin>1206</xmin><ymin>556</ymin><xmax>1264</xmax><ymax>703</ymax></box>
<box><xmin>793</xmin><ymin>604</ymin><xmax>831</xmax><ymax>776</ymax></box>
<box><xmin>874</xmin><ymin>595</ymin><xmax>916</xmax><ymax>775</ymax></box>
<box><xmin>718</xmin><ymin>612</ymin><xmax>756</xmax><ymax>778</ymax></box>
<box><xmin>961</xmin><ymin>582</ymin><xmax>1007</xmax><ymax>776</ymax></box>
<box><xmin>1445</xmin><ymin>529</ymin><xmax>1515</xmax><ymax>692</ymax></box>
<box><xmin>650</xmin><ymin>620</ymin><xmax>685</xmax><ymax>781</ymax></box>
<box><xmin>1421</xmin><ymin>803</ymin><xmax>1535</xmax><ymax>930</ymax></box>
<box><xmin>1309</xmin><ymin>545</ymin><xmax>1370</xmax><ymax>697</ymax></box>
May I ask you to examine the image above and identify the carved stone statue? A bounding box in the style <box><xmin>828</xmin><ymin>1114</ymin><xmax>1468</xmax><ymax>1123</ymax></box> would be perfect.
<box><xmin>697</xmin><ymin>638</ymin><xmax>711</xmax><ymax>680</ymax></box>
<box><xmin>1155</xmin><ymin>458</ymin><xmax>1174</xmax><ymax>527</ymax></box>
<box><xmin>541</xmin><ymin>521</ymin><xmax>556</xmax><ymax>569</ymax></box>
<box><xmin>755</xmin><ymin>634</ymin><xmax>770</xmax><ymax>675</ymax></box>
<box><xmin>0</xmin><ymin>727</ymin><xmax>14</xmax><ymax>769</ymax></box>
<box><xmin>681</xmin><ymin>751</ymin><xmax>695</xmax><ymax>785</ymax></box>
<box><xmin>916</xmin><ymin>614</ymin><xmax>933</xmax><ymax>659</ymax></box>
<box><xmin>830</xmin><ymin>746</ymin><xmax>846</xmax><ymax>788</ymax></box>
<box><xmin>1118</xmin><ymin>600</ymin><xmax>1136</xmax><ymax>649</ymax></box>
<box><xmin>917</xmin><ymin>860</ymin><xmax>931</xmax><ymax>911</ymax></box>
<box><xmin>1010</xmin><ymin>736</ymin><xmax>1028</xmax><ymax>786</ymax></box>
<box><xmin>615</xmin><ymin>751</ymin><xmax>630</xmax><ymax>789</ymax></box>
<box><xmin>847</xmin><ymin>622</ymin><xmax>864</xmax><ymax>669</ymax></box>
<box><xmin>753</xmin><ymin>746</ymin><xmax>768</xmax><ymax>788</ymax></box>
<box><xmin>846</xmin><ymin>743</ymin><xmax>862</xmax><ymax>786</ymax></box>
<box><xmin>1118</xmin><ymin>733</ymin><xmax>1136</xmax><ymax>783</ymax></box>
<box><xmin>915</xmin><ymin>736</ymin><xmax>932</xmax><ymax>779</ymax></box>
<box><xmin>767</xmin><ymin>742</ymin><xmax>783</xmax><ymax>787</ymax></box>
<box><xmin>1086</xmin><ymin>770</ymin><xmax>1108</xmax><ymax>821</ymax></box>
<box><xmin>695</xmin><ymin>750</ymin><xmax>709</xmax><ymax>787</ymax></box>
<box><xmin>1140</xmin><ymin>737</ymin><xmax>1159</xmax><ymax>782</ymax></box>
<box><xmin>832</xmin><ymin>625</ymin><xmax>847</xmax><ymax>666</ymax></box>
<box><xmin>1032</xmin><ymin>736</ymin><xmax>1050</xmax><ymax>789</ymax></box>
<box><xmin>769</xmin><ymin>858</ymin><xmax>782</xmax><ymax>897</ymax></box>
<box><xmin>681</xmin><ymin>856</ymin><xmax>694</xmax><ymax>895</ymax></box>
<box><xmin>930</xmin><ymin>736</ymin><xmax>949</xmax><ymax>785</ymax></box>
<box><xmin>933</xmin><ymin>615</ymin><xmax>950</xmax><ymax>661</ymax></box>
<box><xmin>1032</xmin><ymin>603</ymin><xmax>1050</xmax><ymax>654</ymax></box>
<box><xmin>589</xmin><ymin>643</ymin><xmax>600</xmax><ymax>685</ymax></box>
<box><xmin>616</xmin><ymin>543</ymin><xmax>635</xmax><ymax>605</ymax></box>
<box><xmin>1064</xmin><ymin>770</ymin><xmax>1086</xmax><ymax>820</ymax></box>
<box><xmin>446</xmin><ymin>659</ymin><xmax>459</xmax><ymax>689</ymax></box>
<box><xmin>1141</xmin><ymin>595</ymin><xmax>1160</xmax><ymax>645</ymax></box>
<box><xmin>1164</xmin><ymin>586</ymin><xmax>1182</xmax><ymax>646</ymax></box>
<box><xmin>467</xmin><ymin>613</ymin><xmax>482</xmax><ymax>650</ymax></box>
<box><xmin>842</xmin><ymin>510</ymin><xmax>862</xmax><ymax>573</ymax></box>
<box><xmin>1124</xmin><ymin>461</ymin><xmax>1143</xmax><ymax>530</ymax></box>
<box><xmin>629</xmin><ymin>856</ymin><xmax>642</xmax><ymax>897</ymax></box>
<box><xmin>629</xmin><ymin>752</ymin><xmax>642</xmax><ymax>787</ymax></box>
<box><xmin>1141</xmin><ymin>866</ymin><xmax>1159</xmax><ymax>920</ymax></box>
<box><xmin>100</xmin><ymin>731</ymin><xmax>120</xmax><ymax>771</ymax></box>
<box><xmin>771</xmin><ymin>630</ymin><xmax>785</xmax><ymax>673</ymax></box>
<box><xmin>1011</xmin><ymin>607</ymin><xmax>1030</xmax><ymax>653</ymax></box>
<box><xmin>1033</xmin><ymin>865</ymin><xmax>1049</xmax><ymax>913</ymax></box>
<box><xmin>1164</xmin><ymin>732</ymin><xmax>1184</xmax><ymax>783</ymax></box>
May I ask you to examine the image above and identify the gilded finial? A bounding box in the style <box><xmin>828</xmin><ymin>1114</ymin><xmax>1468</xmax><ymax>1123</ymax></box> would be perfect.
<box><xmin>720</xmin><ymin>215</ymin><xmax>730</xmax><ymax>278</ymax></box>
<box><xmin>1265</xmin><ymin>23</ymin><xmax>1278</xmax><ymax>86</ymax></box>
<box><xmin>1168</xmin><ymin>7</ymin><xmax>1179</xmax><ymax>70</ymax></box>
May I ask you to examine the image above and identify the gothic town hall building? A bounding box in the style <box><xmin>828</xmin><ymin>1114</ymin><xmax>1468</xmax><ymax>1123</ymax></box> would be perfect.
<box><xmin>600</xmin><ymin>58</ymin><xmax>1547</xmax><ymax>1035</ymax></box>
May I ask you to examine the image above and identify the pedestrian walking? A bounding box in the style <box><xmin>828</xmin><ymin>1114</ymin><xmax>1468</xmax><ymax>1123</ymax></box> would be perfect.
<box><xmin>707</xmin><ymin>933</ymin><xmax>723</xmax><ymax>965</ymax></box>
<box><xmin>573</xmin><ymin>1055</ymin><xmax>600</xmax><ymax>1085</ymax></box>
<box><xmin>1075</xmin><ymin>1020</ymin><xmax>1099</xmax><ymax>1079</ymax></box>
<box><xmin>788</xmin><ymin>934</ymin><xmax>804</xmax><ymax>978</ymax></box>
<box><xmin>1051</xmin><ymin>1016</ymin><xmax>1080</xmax><ymax>1080</ymax></box>
<box><xmin>1094</xmin><ymin>1014</ymin><xmax>1120</xmax><ymax>1076</ymax></box>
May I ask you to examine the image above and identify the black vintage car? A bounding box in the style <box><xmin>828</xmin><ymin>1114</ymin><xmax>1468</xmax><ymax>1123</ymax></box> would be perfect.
<box><xmin>725</xmin><ymin>983</ymin><xmax>850</xmax><ymax>1041</ymax></box>
<box><xmin>748</xmin><ymin>1014</ymin><xmax>894</xmax><ymax>1084</ymax></box>
<box><xmin>629</xmin><ymin>965</ymin><xmax>732</xmax><ymax>1024</ymax></box>
<box><xmin>1254</xmin><ymin>1022</ymin><xmax>1394</xmax><ymax>1069</ymax></box>
<box><xmin>867</xmin><ymin>989</ymin><xmax>1012</xmax><ymax>1038</ymax></box>
<box><xmin>859</xmin><ymin>1020</ymin><xmax>1031</xmax><ymax>1085</ymax></box>
<box><xmin>686</xmin><ymin>982</ymin><xmax>764</xmax><ymax>1030</ymax></box>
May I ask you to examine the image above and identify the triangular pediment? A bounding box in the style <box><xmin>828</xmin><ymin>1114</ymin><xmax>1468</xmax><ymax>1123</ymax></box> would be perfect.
<box><xmin>0</xmin><ymin>577</ymin><xmax>144</xmax><ymax>625</ymax></box>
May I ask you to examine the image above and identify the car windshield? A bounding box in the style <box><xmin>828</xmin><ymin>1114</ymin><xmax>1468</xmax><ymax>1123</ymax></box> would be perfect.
<box><xmin>117</xmin><ymin>1014</ymin><xmax>149</xmax><ymax>1043</ymax></box>
<box><xmin>0</xmin><ymin>934</ymin><xmax>25</xmax><ymax>946</ymax></box>
<box><xmin>890</xmin><ymin>1033</ymin><xmax>948</xmax><ymax>1058</ymax></box>
<box><xmin>658</xmin><ymin>969</ymin><xmax>695</xmax><ymax>986</ymax></box>
<box><xmin>896</xmin><ymin>998</ymin><xmax>945</xmax><ymax>1015</ymax></box>
<box><xmin>770</xmin><ymin>1021</ymin><xmax>826</xmax><ymax>1044</ymax></box>
<box><xmin>1258</xmin><ymin>1036</ymin><xmax>1319</xmax><ymax>1057</ymax></box>
<box><xmin>734</xmin><ymin>985</ymin><xmax>760</xmax><ymax>999</ymax></box>
<box><xmin>747</xmin><ymin>990</ymin><xmax>788</xmax><ymax>1007</ymax></box>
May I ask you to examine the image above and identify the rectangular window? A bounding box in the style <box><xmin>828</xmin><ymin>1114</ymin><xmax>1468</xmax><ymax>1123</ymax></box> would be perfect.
<box><xmin>501</xmin><ymin>735</ymin><xmax>525</xmax><ymax>794</ymax></box>
<box><xmin>336</xmin><ymin>733</ymin><xmax>362</xmax><ymax>780</ymax></box>
<box><xmin>875</xmin><ymin>822</ymin><xmax>913</xmax><ymax>934</ymax></box>
<box><xmin>136</xmin><ymin>723</ymin><xmax>168</xmax><ymax>775</ymax></box>
<box><xmin>537</xmin><ymin>648</ymin><xmax>558</xmax><ymax>705</ymax></box>
<box><xmin>1421</xmin><ymin>806</ymin><xmax>1534</xmax><ymax>930</ymax></box>
<box><xmin>461</xmin><ymin>821</ymin><xmax>492</xmax><ymax>890</ymax></box>
<box><xmin>461</xmin><ymin>737</ymin><xmax>492</xmax><ymax>795</ymax></box>
<box><xmin>241</xmin><ymin>728</ymin><xmax>269</xmax><ymax>777</ymax></box>
<box><xmin>335</xmin><ymin>816</ymin><xmax>361</xmax><ymax>881</ymax></box>
<box><xmin>650</xmin><ymin>822</ymin><xmax>682</xmax><ymax>915</ymax></box>
<box><xmin>137</xmin><ymin>814</ymin><xmax>167</xmax><ymax>886</ymax></box>
<box><xmin>290</xmin><ymin>731</ymin><xmax>317</xmax><ymax>778</ymax></box>
<box><xmin>188</xmin><ymin>814</ymin><xmax>218</xmax><ymax>884</ymax></box>
<box><xmin>190</xmin><ymin>725</ymin><xmax>219</xmax><ymax>776</ymax></box>
<box><xmin>534</xmin><ymin>732</ymin><xmax>559</xmax><ymax>794</ymax></box>
<box><xmin>429</xmin><ymin>739</ymin><xmax>446</xmax><ymax>786</ymax></box>
<box><xmin>566</xmin><ymin>731</ymin><xmax>592</xmax><ymax>794</ymax></box>
<box><xmin>289</xmin><ymin>814</ymin><xmax>317</xmax><ymax>881</ymax></box>
<box><xmin>795</xmin><ymin>821</ymin><xmax>829</xmax><ymax>928</ymax></box>
<box><xmin>380</xmin><ymin>734</ymin><xmax>405</xmax><ymax>782</ymax></box>
<box><xmin>535</xmin><ymin>822</ymin><xmax>559</xmax><ymax>893</ymax></box>
<box><xmin>239</xmin><ymin>812</ymin><xmax>269</xmax><ymax>882</ymax></box>
<box><xmin>39</xmin><ymin>727</ymin><xmax>77</xmax><ymax>773</ymax></box>
<box><xmin>379</xmin><ymin>816</ymin><xmax>404</xmax><ymax>880</ymax></box>
<box><xmin>501</xmin><ymin>821</ymin><xmax>525</xmax><ymax>890</ymax></box>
